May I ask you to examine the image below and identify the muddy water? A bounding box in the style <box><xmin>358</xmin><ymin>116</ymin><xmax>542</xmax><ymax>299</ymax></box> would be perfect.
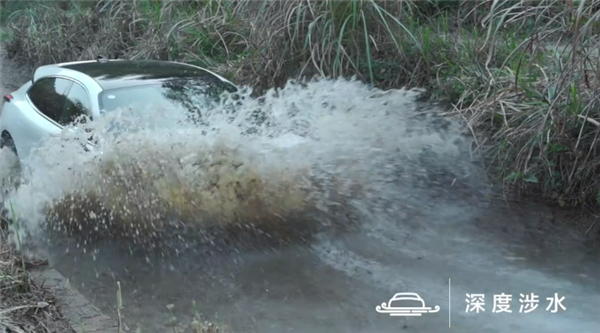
<box><xmin>44</xmin><ymin>195</ymin><xmax>600</xmax><ymax>333</ymax></box>
<box><xmin>1</xmin><ymin>51</ymin><xmax>600</xmax><ymax>333</ymax></box>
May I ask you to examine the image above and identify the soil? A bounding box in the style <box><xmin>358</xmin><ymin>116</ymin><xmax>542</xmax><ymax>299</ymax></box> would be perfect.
<box><xmin>0</xmin><ymin>235</ymin><xmax>75</xmax><ymax>333</ymax></box>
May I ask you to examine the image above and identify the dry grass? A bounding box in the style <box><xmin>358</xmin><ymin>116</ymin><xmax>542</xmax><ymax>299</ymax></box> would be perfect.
<box><xmin>445</xmin><ymin>1</ymin><xmax>600</xmax><ymax>207</ymax></box>
<box><xmin>5</xmin><ymin>0</ymin><xmax>600</xmax><ymax>209</ymax></box>
<box><xmin>0</xmin><ymin>220</ymin><xmax>73</xmax><ymax>333</ymax></box>
<box><xmin>3</xmin><ymin>0</ymin><xmax>247</xmax><ymax>77</ymax></box>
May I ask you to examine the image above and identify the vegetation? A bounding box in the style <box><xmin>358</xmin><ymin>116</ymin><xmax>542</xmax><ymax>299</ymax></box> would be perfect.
<box><xmin>4</xmin><ymin>0</ymin><xmax>596</xmax><ymax>208</ymax></box>
<box><xmin>0</xmin><ymin>215</ymin><xmax>73</xmax><ymax>333</ymax></box>
<box><xmin>1</xmin><ymin>0</ymin><xmax>600</xmax><ymax>331</ymax></box>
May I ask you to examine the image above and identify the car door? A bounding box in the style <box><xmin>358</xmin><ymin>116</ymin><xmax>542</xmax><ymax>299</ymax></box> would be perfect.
<box><xmin>20</xmin><ymin>77</ymin><xmax>72</xmax><ymax>159</ymax></box>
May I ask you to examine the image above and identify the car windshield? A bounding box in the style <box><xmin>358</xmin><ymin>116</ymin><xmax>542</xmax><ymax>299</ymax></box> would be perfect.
<box><xmin>98</xmin><ymin>77</ymin><xmax>237</xmax><ymax>115</ymax></box>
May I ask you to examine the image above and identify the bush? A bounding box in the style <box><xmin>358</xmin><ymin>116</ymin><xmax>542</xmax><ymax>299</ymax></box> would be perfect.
<box><xmin>2</xmin><ymin>0</ymin><xmax>600</xmax><ymax>208</ymax></box>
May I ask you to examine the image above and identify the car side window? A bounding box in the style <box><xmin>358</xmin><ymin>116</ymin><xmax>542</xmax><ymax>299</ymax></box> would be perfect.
<box><xmin>27</xmin><ymin>77</ymin><xmax>72</xmax><ymax>124</ymax></box>
<box><xmin>62</xmin><ymin>82</ymin><xmax>92</xmax><ymax>125</ymax></box>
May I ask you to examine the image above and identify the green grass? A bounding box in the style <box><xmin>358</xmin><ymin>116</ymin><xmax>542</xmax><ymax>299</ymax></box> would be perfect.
<box><xmin>1</xmin><ymin>0</ymin><xmax>599</xmax><ymax>210</ymax></box>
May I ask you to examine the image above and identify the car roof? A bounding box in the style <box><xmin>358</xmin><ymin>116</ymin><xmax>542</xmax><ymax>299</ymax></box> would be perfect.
<box><xmin>55</xmin><ymin>59</ymin><xmax>234</xmax><ymax>90</ymax></box>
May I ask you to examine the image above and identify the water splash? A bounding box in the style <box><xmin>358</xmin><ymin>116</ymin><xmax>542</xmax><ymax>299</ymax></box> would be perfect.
<box><xmin>1</xmin><ymin>78</ymin><xmax>484</xmax><ymax>254</ymax></box>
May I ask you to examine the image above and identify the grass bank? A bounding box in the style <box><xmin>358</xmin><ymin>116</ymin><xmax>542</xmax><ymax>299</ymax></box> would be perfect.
<box><xmin>0</xmin><ymin>219</ymin><xmax>74</xmax><ymax>332</ymax></box>
<box><xmin>3</xmin><ymin>0</ymin><xmax>599</xmax><ymax>208</ymax></box>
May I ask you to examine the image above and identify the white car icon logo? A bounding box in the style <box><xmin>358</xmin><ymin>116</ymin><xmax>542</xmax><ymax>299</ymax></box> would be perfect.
<box><xmin>376</xmin><ymin>292</ymin><xmax>440</xmax><ymax>316</ymax></box>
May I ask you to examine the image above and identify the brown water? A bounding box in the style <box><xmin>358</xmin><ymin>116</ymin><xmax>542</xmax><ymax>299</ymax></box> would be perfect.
<box><xmin>41</xmin><ymin>195</ymin><xmax>600</xmax><ymax>333</ymax></box>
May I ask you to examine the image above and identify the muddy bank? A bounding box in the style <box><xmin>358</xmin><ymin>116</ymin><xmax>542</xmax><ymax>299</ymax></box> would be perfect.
<box><xmin>0</xmin><ymin>234</ymin><xmax>75</xmax><ymax>333</ymax></box>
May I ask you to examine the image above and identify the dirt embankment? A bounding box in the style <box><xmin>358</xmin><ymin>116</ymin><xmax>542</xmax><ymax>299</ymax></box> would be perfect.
<box><xmin>0</xmin><ymin>237</ymin><xmax>75</xmax><ymax>333</ymax></box>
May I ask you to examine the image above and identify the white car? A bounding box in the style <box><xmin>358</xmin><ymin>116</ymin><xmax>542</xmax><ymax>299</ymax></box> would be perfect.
<box><xmin>0</xmin><ymin>57</ymin><xmax>238</xmax><ymax>164</ymax></box>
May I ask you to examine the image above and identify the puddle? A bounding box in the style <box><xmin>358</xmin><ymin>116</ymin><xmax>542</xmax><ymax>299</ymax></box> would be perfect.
<box><xmin>41</xmin><ymin>195</ymin><xmax>600</xmax><ymax>333</ymax></box>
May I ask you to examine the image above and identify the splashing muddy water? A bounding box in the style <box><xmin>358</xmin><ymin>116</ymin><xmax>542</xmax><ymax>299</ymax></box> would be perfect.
<box><xmin>3</xmin><ymin>78</ymin><xmax>479</xmax><ymax>251</ymax></box>
<box><xmin>1</xmin><ymin>71</ymin><xmax>599</xmax><ymax>333</ymax></box>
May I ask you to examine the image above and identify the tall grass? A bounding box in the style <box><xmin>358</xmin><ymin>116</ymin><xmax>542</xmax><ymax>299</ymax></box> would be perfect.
<box><xmin>450</xmin><ymin>1</ymin><xmax>600</xmax><ymax>207</ymax></box>
<box><xmin>2</xmin><ymin>0</ymin><xmax>600</xmax><ymax>208</ymax></box>
<box><xmin>0</xmin><ymin>204</ymin><xmax>65</xmax><ymax>333</ymax></box>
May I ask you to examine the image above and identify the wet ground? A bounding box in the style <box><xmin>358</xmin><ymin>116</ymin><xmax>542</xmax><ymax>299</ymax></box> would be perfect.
<box><xmin>43</xmin><ymin>194</ymin><xmax>600</xmax><ymax>333</ymax></box>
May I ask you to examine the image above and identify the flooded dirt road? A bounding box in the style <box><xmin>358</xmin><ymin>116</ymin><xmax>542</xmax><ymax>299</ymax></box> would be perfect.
<box><xmin>1</xmin><ymin>49</ymin><xmax>599</xmax><ymax>333</ymax></box>
<box><xmin>45</xmin><ymin>195</ymin><xmax>600</xmax><ymax>333</ymax></box>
